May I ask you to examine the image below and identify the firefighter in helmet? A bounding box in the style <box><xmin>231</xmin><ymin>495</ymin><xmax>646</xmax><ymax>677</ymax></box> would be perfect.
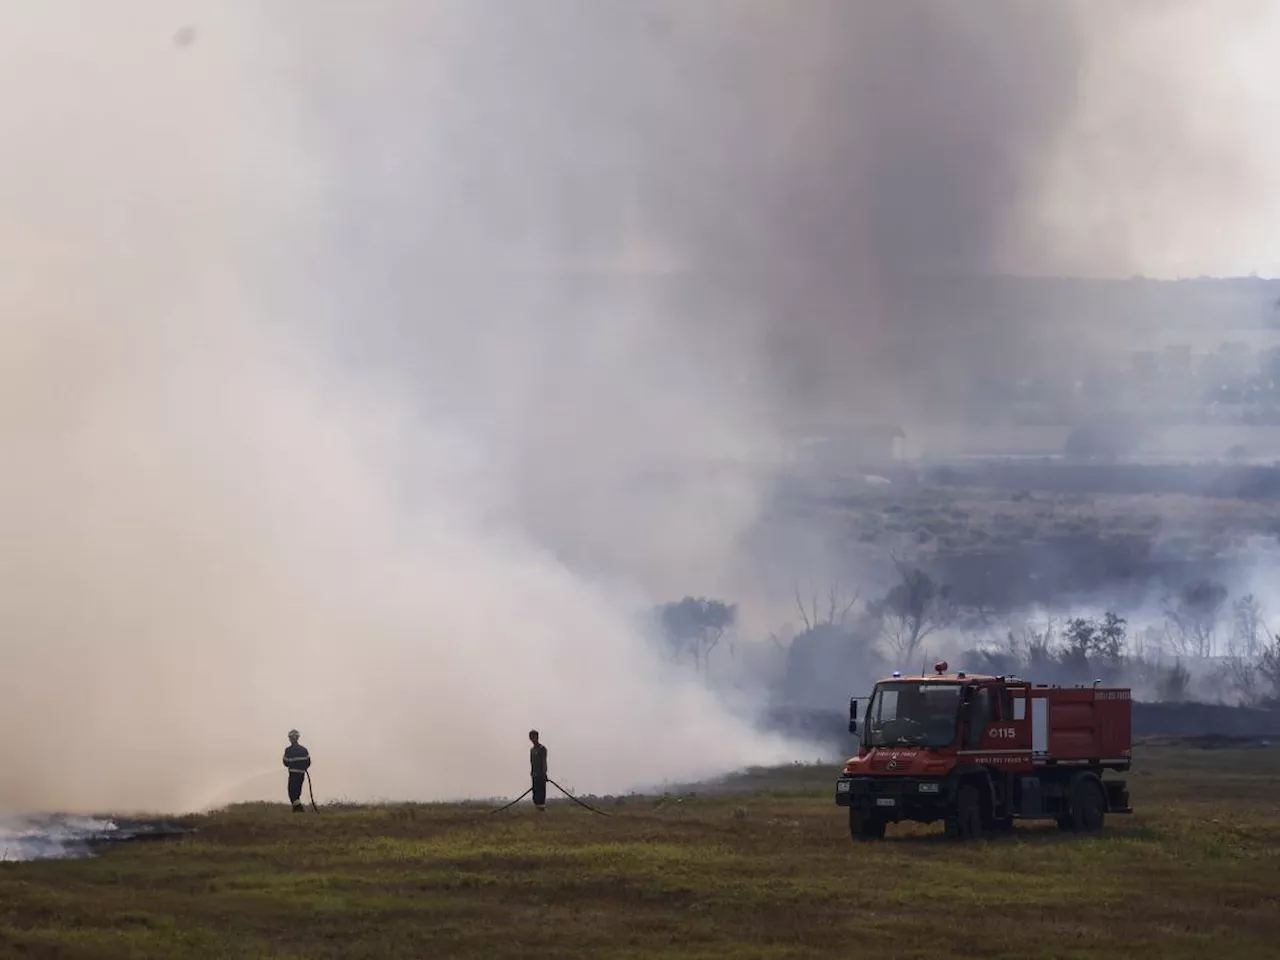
<box><xmin>283</xmin><ymin>729</ymin><xmax>311</xmax><ymax>812</ymax></box>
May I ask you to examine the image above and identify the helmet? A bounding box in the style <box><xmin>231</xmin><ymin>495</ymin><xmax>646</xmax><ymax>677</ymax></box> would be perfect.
<box><xmin>288</xmin><ymin>729</ymin><xmax>300</xmax><ymax>739</ymax></box>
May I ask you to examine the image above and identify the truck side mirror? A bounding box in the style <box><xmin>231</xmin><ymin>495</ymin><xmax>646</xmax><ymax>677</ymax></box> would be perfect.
<box><xmin>848</xmin><ymin>698</ymin><xmax>859</xmax><ymax>735</ymax></box>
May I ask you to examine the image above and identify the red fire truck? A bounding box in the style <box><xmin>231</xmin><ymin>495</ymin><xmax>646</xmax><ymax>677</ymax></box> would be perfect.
<box><xmin>835</xmin><ymin>662</ymin><xmax>1133</xmax><ymax>840</ymax></box>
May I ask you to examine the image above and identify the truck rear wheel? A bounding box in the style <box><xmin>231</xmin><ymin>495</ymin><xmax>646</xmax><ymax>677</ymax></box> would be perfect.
<box><xmin>1057</xmin><ymin>775</ymin><xmax>1106</xmax><ymax>832</ymax></box>
<box><xmin>849</xmin><ymin>808</ymin><xmax>886</xmax><ymax>841</ymax></box>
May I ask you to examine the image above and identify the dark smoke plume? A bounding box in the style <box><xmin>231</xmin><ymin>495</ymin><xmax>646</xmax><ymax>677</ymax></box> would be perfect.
<box><xmin>288</xmin><ymin>1</ymin><xmax>1088</xmax><ymax>423</ymax></box>
<box><xmin>298</xmin><ymin>1</ymin><xmax>1277</xmax><ymax>429</ymax></box>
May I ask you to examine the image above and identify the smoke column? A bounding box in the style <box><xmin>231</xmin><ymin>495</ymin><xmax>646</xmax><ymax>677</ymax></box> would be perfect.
<box><xmin>0</xmin><ymin>1</ymin><xmax>814</xmax><ymax>814</ymax></box>
<box><xmin>2</xmin><ymin>1</ymin><xmax>1277</xmax><ymax>813</ymax></box>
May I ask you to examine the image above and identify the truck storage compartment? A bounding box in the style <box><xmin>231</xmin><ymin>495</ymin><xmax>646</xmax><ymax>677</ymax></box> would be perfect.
<box><xmin>1018</xmin><ymin>776</ymin><xmax>1043</xmax><ymax>817</ymax></box>
<box><xmin>1103</xmin><ymin>779</ymin><xmax>1132</xmax><ymax>813</ymax></box>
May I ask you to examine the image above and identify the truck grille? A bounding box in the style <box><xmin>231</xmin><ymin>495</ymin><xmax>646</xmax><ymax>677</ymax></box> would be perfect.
<box><xmin>847</xmin><ymin>777</ymin><xmax>916</xmax><ymax>797</ymax></box>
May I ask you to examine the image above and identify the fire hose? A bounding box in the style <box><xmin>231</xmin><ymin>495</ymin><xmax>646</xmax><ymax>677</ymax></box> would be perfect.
<box><xmin>489</xmin><ymin>778</ymin><xmax>612</xmax><ymax>817</ymax></box>
<box><xmin>299</xmin><ymin>770</ymin><xmax>609</xmax><ymax>816</ymax></box>
<box><xmin>488</xmin><ymin>786</ymin><xmax>532</xmax><ymax>814</ymax></box>
<box><xmin>305</xmin><ymin>769</ymin><xmax>320</xmax><ymax>813</ymax></box>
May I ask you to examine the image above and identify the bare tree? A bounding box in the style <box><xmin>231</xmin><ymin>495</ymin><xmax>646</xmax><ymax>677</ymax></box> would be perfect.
<box><xmin>1223</xmin><ymin>593</ymin><xmax>1268</xmax><ymax>704</ymax></box>
<box><xmin>1131</xmin><ymin>623</ymin><xmax>1162</xmax><ymax>662</ymax></box>
<box><xmin>1231</xmin><ymin>593</ymin><xmax>1265</xmax><ymax>659</ymax></box>
<box><xmin>1224</xmin><ymin>652</ymin><xmax>1263</xmax><ymax>706</ymax></box>
<box><xmin>1259</xmin><ymin>635</ymin><xmax>1280</xmax><ymax>705</ymax></box>
<box><xmin>996</xmin><ymin>613</ymin><xmax>1057</xmax><ymax>658</ymax></box>
<box><xmin>1156</xmin><ymin>659</ymin><xmax>1192</xmax><ymax>702</ymax></box>
<box><xmin>1062</xmin><ymin>612</ymin><xmax>1127</xmax><ymax>672</ymax></box>
<box><xmin>1162</xmin><ymin>579</ymin><xmax>1228</xmax><ymax>659</ymax></box>
<box><xmin>775</xmin><ymin>580</ymin><xmax>879</xmax><ymax>707</ymax></box>
<box><xmin>793</xmin><ymin>581</ymin><xmax>860</xmax><ymax>634</ymax></box>
<box><xmin>870</xmin><ymin>559</ymin><xmax>956</xmax><ymax>666</ymax></box>
<box><xmin>655</xmin><ymin>596</ymin><xmax>737</xmax><ymax>677</ymax></box>
<box><xmin>765</xmin><ymin>578</ymin><xmax>862</xmax><ymax>662</ymax></box>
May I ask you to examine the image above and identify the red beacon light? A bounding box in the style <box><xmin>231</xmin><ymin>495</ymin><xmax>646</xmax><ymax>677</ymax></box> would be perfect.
<box><xmin>934</xmin><ymin>660</ymin><xmax>949</xmax><ymax>675</ymax></box>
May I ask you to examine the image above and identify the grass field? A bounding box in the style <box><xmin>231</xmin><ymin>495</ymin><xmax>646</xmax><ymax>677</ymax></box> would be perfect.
<box><xmin>2</xmin><ymin>741</ymin><xmax>1278</xmax><ymax>959</ymax></box>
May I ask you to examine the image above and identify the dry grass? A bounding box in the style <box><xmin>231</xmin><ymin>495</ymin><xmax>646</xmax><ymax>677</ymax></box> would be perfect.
<box><xmin>1</xmin><ymin>742</ymin><xmax>1278</xmax><ymax>958</ymax></box>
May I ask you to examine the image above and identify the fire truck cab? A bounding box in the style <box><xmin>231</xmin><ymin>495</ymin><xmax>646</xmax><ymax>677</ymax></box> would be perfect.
<box><xmin>835</xmin><ymin>662</ymin><xmax>1133</xmax><ymax>841</ymax></box>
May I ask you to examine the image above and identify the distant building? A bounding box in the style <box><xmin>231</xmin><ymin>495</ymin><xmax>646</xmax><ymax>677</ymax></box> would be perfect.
<box><xmin>791</xmin><ymin>422</ymin><xmax>906</xmax><ymax>468</ymax></box>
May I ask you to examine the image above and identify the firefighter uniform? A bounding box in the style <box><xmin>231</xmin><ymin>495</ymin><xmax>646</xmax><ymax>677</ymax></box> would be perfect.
<box><xmin>283</xmin><ymin>730</ymin><xmax>311</xmax><ymax>812</ymax></box>
<box><xmin>529</xmin><ymin>730</ymin><xmax>548</xmax><ymax>811</ymax></box>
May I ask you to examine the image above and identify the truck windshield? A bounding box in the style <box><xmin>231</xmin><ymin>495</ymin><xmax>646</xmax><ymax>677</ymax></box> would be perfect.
<box><xmin>864</xmin><ymin>682</ymin><xmax>962</xmax><ymax>748</ymax></box>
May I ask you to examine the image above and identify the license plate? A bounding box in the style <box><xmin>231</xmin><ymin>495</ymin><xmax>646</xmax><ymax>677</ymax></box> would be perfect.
<box><xmin>875</xmin><ymin>798</ymin><xmax>895</xmax><ymax>807</ymax></box>
<box><xmin>836</xmin><ymin>781</ymin><xmax>851</xmax><ymax>792</ymax></box>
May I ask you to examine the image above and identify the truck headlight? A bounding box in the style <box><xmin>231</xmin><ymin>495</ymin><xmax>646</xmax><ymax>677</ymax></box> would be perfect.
<box><xmin>918</xmin><ymin>782</ymin><xmax>940</xmax><ymax>794</ymax></box>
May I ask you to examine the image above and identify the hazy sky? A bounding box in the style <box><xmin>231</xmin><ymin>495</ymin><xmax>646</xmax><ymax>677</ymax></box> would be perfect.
<box><xmin>1033</xmin><ymin>1</ymin><xmax>1280</xmax><ymax>279</ymax></box>
<box><xmin>257</xmin><ymin>0</ymin><xmax>1280</xmax><ymax>281</ymax></box>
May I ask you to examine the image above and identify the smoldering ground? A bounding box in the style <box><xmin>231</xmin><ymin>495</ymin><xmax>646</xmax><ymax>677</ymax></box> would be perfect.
<box><xmin>2</xmin><ymin>1</ymin><xmax>1277</xmax><ymax>815</ymax></box>
<box><xmin>0</xmin><ymin>816</ymin><xmax>119</xmax><ymax>862</ymax></box>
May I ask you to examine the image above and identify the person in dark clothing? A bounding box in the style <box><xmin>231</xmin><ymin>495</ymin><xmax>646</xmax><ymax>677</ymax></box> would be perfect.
<box><xmin>529</xmin><ymin>729</ymin><xmax>548</xmax><ymax>811</ymax></box>
<box><xmin>283</xmin><ymin>729</ymin><xmax>311</xmax><ymax>813</ymax></box>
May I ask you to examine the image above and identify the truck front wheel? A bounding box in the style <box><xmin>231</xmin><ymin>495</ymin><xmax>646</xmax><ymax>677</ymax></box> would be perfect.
<box><xmin>849</xmin><ymin>808</ymin><xmax>886</xmax><ymax>841</ymax></box>
<box><xmin>946</xmin><ymin>784</ymin><xmax>984</xmax><ymax>840</ymax></box>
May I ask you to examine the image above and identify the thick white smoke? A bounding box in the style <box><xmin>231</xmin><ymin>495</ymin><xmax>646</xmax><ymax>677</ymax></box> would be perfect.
<box><xmin>0</xmin><ymin>2</ymin><xmax>810</xmax><ymax>814</ymax></box>
<box><xmin>4</xmin><ymin>0</ymin><xmax>1279</xmax><ymax>816</ymax></box>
